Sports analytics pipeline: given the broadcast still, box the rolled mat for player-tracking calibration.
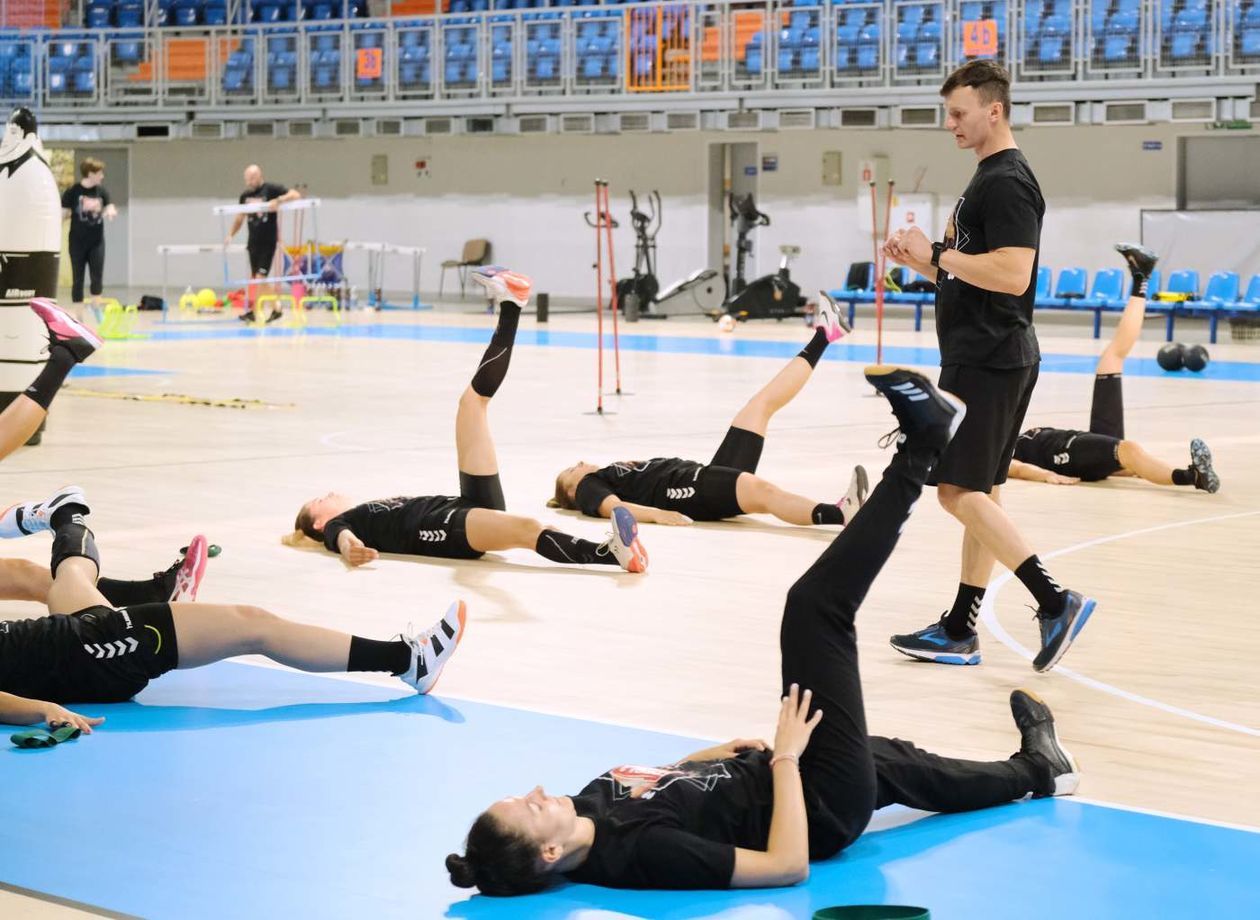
[813,907,930,920]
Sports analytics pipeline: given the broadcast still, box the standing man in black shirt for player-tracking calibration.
[447,367,1080,896]
[60,157,117,311]
[224,164,300,323]
[882,61,1095,672]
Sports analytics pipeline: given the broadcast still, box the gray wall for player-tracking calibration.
[115,122,1184,298]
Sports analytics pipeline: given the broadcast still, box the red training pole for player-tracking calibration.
[879,179,895,365]
[594,180,605,414]
[601,181,623,395]
[869,182,883,365]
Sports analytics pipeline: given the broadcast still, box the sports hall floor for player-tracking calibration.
[2,302,1257,919]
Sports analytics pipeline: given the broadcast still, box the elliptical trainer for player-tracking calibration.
[719,193,807,322]
[615,190,725,319]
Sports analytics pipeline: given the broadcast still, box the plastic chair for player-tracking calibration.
[1203,271,1240,304]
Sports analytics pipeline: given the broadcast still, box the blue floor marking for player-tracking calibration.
[143,322,1260,382]
[68,365,164,378]
[1,661,1254,919]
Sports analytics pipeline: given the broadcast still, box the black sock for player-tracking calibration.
[97,575,168,606]
[535,530,618,566]
[51,514,100,577]
[50,502,90,531]
[470,303,522,398]
[1171,467,1195,486]
[811,503,845,525]
[1014,555,1064,612]
[942,583,986,639]
[1129,274,1148,298]
[797,328,829,369]
[24,345,76,411]
[347,636,412,675]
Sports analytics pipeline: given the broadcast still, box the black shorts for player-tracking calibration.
[248,238,277,276]
[1088,373,1124,439]
[688,465,746,521]
[1059,433,1124,481]
[929,363,1039,493]
[410,496,484,560]
[5,604,179,704]
[709,425,765,474]
[458,472,506,512]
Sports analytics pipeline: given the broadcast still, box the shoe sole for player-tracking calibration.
[890,641,981,666]
[30,298,103,350]
[1190,438,1219,493]
[1014,689,1081,796]
[815,290,852,340]
[170,535,209,602]
[418,599,467,695]
[472,269,532,306]
[1033,597,1096,672]
[851,464,870,505]
[611,506,649,573]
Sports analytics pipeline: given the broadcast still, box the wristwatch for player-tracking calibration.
[930,242,946,268]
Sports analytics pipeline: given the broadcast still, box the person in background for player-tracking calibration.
[61,157,117,314]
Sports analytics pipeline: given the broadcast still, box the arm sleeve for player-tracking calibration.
[575,474,615,517]
[633,827,736,890]
[983,175,1042,251]
[61,187,74,209]
[322,513,355,552]
[100,188,111,206]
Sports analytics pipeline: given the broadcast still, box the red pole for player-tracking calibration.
[869,182,883,365]
[602,181,623,395]
[879,179,895,365]
[594,180,605,414]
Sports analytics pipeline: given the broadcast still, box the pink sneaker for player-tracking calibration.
[471,266,533,308]
[168,535,209,602]
[29,298,102,363]
[815,291,852,344]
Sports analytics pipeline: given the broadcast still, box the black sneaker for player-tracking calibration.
[1114,242,1158,279]
[265,309,283,324]
[864,365,966,453]
[1032,589,1097,672]
[1190,438,1220,493]
[239,310,256,323]
[1009,689,1079,797]
[890,615,981,665]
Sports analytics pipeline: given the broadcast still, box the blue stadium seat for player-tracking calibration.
[800,45,820,72]
[1165,269,1199,298]
[1079,268,1125,307]
[1051,267,1088,303]
[203,1,228,24]
[746,45,763,75]
[1203,272,1240,304]
[1033,267,1052,301]
[1235,274,1260,307]
[86,4,112,27]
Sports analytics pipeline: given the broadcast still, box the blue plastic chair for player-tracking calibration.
[1034,266,1052,301]
[1166,269,1199,298]
[1080,268,1125,307]
[1052,267,1088,302]
[1203,271,1240,304]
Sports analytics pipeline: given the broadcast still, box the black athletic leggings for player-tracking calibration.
[781,445,1050,860]
[68,234,104,303]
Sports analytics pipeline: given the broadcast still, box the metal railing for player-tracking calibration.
[0,0,1255,113]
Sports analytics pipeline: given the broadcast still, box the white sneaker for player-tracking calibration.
[470,266,533,308]
[815,290,852,344]
[605,506,649,574]
[0,485,89,538]
[837,465,869,525]
[400,600,467,694]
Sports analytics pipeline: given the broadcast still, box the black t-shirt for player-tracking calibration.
[0,615,73,693]
[61,182,110,243]
[935,148,1044,369]
[1013,427,1078,469]
[239,182,289,247]
[565,751,774,890]
[322,495,458,555]
[575,459,705,517]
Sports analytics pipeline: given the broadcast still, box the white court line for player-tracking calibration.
[1065,796,1260,835]
[980,508,1260,739]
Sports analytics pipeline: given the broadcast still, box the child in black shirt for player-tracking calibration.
[292,267,649,574]
[448,367,1080,895]
[60,157,116,307]
[551,295,867,529]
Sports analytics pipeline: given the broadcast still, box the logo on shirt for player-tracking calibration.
[665,487,695,500]
[417,529,448,543]
[366,497,408,513]
[599,763,733,801]
[941,196,970,283]
[83,637,139,659]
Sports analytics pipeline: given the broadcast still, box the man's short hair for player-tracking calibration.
[940,60,1011,119]
[79,157,104,178]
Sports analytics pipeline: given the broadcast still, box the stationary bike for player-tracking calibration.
[717,193,807,322]
[615,190,725,319]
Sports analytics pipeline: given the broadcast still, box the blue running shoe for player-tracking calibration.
[890,616,981,666]
[1032,590,1096,672]
[606,505,649,573]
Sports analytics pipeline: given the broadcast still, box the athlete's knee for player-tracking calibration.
[937,485,964,515]
[739,474,775,511]
[228,604,280,640]
[513,516,544,541]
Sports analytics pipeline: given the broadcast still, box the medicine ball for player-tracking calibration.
[1156,342,1185,371]
[1183,343,1209,372]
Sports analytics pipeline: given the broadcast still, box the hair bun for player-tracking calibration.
[446,853,476,888]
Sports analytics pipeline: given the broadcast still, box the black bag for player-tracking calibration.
[138,295,164,311]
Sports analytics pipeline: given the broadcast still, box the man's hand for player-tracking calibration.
[268,198,281,212]
[337,531,379,567]
[41,703,104,734]
[886,226,933,265]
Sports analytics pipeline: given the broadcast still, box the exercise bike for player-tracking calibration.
[615,190,725,319]
[717,193,807,322]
